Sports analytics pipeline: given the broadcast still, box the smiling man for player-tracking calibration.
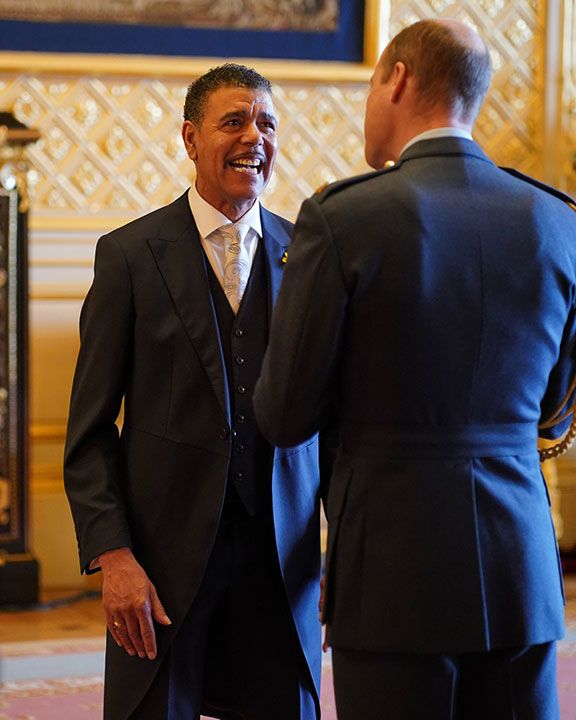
[64,64,322,720]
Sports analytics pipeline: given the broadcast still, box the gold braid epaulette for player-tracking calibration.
[539,198,576,462]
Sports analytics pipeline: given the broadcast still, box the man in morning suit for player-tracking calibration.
[254,20,576,720]
[64,64,322,720]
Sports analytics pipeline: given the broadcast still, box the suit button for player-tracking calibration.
[234,328,244,337]
[219,428,229,440]
[236,444,245,454]
[235,472,244,481]
[237,385,246,394]
[235,356,245,365]
[236,413,246,424]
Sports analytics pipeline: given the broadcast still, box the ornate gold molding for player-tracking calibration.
[29,285,87,300]
[30,423,67,441]
[0,0,387,83]
[30,462,63,494]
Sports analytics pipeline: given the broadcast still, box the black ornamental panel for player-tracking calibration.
[0,113,39,605]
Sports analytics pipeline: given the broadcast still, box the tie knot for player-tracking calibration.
[218,222,250,245]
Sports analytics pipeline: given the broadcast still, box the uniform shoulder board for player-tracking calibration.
[314,161,399,202]
[499,166,576,211]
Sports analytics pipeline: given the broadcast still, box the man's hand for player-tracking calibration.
[98,547,172,660]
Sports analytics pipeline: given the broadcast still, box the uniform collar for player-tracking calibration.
[400,127,473,157]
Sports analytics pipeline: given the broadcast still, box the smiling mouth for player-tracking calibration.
[229,158,263,175]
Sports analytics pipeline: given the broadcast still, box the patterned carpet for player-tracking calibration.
[1,637,575,719]
[0,637,336,719]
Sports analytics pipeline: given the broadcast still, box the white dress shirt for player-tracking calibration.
[187,184,262,290]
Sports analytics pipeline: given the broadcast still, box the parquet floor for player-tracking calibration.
[1,575,576,645]
[0,587,105,644]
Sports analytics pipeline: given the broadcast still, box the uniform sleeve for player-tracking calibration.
[539,302,576,441]
[64,234,135,572]
[254,197,348,448]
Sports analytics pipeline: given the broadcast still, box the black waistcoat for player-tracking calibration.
[205,241,273,518]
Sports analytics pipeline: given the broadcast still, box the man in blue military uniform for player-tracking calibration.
[255,19,576,720]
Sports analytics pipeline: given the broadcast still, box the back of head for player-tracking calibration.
[183,63,272,125]
[380,19,492,124]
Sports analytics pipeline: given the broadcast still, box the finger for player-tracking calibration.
[150,586,172,626]
[105,611,133,653]
[125,612,146,659]
[114,618,138,657]
[322,627,330,653]
[107,620,124,648]
[135,600,158,660]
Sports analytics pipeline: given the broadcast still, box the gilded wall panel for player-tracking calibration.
[390,0,546,178]
[0,74,371,226]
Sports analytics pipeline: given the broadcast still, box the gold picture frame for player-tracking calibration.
[0,0,388,82]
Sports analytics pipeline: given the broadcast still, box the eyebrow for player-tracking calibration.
[219,110,278,124]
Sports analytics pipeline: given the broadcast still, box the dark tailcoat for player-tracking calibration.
[254,137,576,656]
[64,192,322,718]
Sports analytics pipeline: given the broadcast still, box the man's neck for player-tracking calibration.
[195,184,256,222]
[390,114,473,161]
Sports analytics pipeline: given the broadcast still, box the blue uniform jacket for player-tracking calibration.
[255,138,576,654]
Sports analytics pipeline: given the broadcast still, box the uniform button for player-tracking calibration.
[237,384,246,394]
[235,472,244,481]
[236,444,245,454]
[235,356,245,365]
[236,413,246,424]
[234,328,244,337]
[219,428,229,440]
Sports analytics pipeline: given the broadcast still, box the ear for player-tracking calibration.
[182,120,198,162]
[390,61,408,103]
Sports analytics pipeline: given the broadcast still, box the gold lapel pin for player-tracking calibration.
[281,251,288,264]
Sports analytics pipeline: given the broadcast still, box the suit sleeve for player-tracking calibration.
[64,234,134,572]
[254,197,348,448]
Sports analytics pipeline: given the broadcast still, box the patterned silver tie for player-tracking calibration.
[222,223,250,314]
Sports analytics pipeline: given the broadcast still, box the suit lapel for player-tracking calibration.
[147,193,230,422]
[261,207,290,323]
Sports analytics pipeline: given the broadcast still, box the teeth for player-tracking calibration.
[231,158,261,168]
[230,158,262,175]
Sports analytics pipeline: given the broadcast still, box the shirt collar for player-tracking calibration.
[400,127,473,157]
[187,183,262,240]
